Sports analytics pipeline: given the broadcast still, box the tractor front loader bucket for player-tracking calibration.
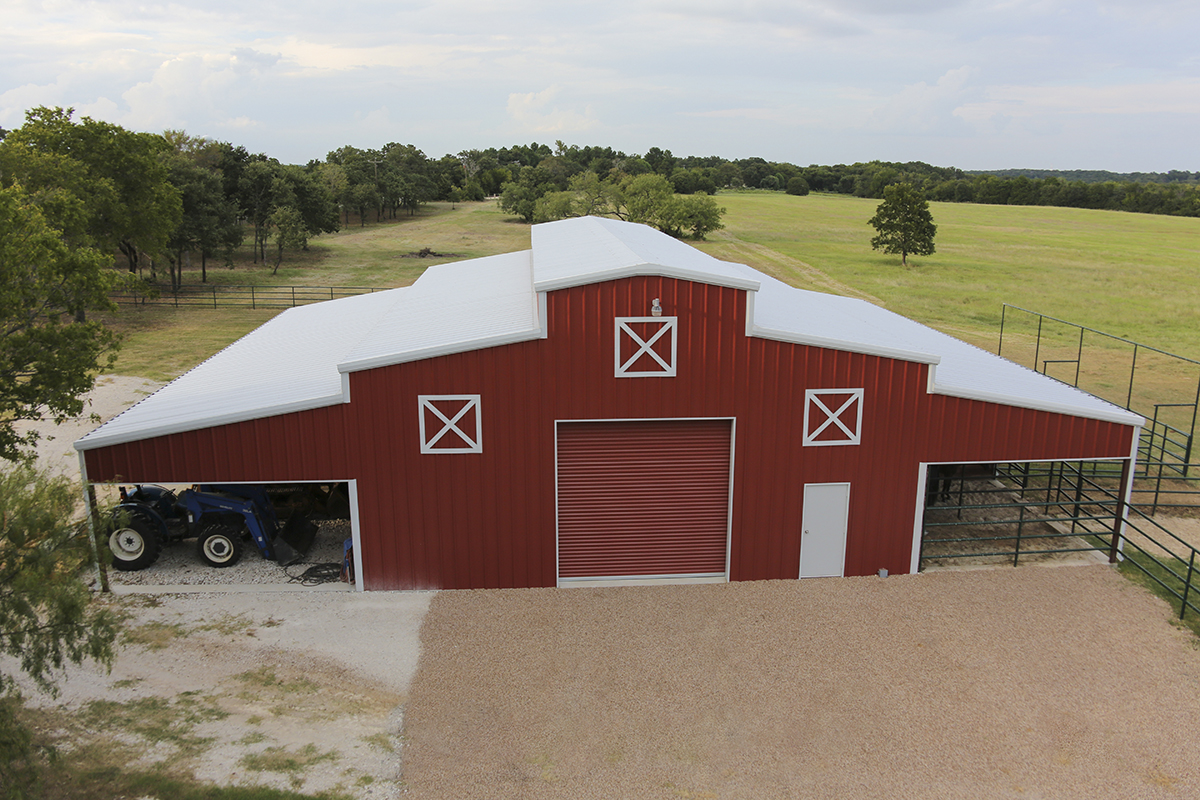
[278,513,319,564]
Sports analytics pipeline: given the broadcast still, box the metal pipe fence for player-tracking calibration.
[112,285,383,309]
[997,304,1200,476]
[921,460,1200,622]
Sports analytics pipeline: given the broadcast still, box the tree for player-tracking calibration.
[786,176,810,196]
[164,152,241,288]
[0,185,123,794]
[867,182,936,266]
[0,464,122,797]
[3,107,181,276]
[269,205,308,274]
[0,184,120,462]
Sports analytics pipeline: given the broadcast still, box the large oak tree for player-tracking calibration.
[868,182,937,266]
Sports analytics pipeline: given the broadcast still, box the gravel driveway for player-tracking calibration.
[401,565,1200,799]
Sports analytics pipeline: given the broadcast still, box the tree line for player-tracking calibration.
[3,108,1197,297]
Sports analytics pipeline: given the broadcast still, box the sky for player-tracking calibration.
[3,0,1198,171]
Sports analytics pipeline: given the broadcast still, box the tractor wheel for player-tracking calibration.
[196,523,245,568]
[108,516,161,571]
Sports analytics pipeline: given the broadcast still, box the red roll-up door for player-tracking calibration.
[557,419,733,580]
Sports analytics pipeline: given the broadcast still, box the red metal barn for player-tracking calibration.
[76,217,1142,590]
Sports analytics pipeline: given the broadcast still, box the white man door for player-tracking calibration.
[799,482,850,578]
[556,419,733,584]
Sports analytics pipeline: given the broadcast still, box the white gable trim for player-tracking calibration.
[338,329,544,374]
[534,263,760,294]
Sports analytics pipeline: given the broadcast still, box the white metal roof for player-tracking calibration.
[532,215,761,293]
[75,215,1140,452]
[744,271,1141,426]
[339,250,540,373]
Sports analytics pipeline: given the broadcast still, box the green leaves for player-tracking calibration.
[0,463,121,797]
[868,182,937,266]
[524,171,726,239]
[0,185,119,462]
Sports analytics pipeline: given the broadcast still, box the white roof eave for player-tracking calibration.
[932,383,1144,428]
[74,391,347,451]
[748,323,942,366]
[338,328,545,374]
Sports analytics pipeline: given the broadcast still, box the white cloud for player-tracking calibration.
[1,0,1198,169]
[867,66,977,133]
[955,79,1200,121]
[506,86,597,134]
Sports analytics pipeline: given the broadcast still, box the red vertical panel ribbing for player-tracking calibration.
[557,419,732,578]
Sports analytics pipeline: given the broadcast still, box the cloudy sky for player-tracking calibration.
[3,0,1197,171]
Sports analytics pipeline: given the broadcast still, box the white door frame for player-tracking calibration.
[799,482,850,579]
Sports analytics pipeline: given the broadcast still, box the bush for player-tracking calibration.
[786,177,810,196]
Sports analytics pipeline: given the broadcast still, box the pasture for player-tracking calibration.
[106,192,1200,400]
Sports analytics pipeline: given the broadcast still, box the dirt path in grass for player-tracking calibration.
[401,566,1200,799]
[704,234,885,304]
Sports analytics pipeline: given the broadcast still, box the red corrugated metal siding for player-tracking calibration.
[82,275,1138,590]
[557,419,732,579]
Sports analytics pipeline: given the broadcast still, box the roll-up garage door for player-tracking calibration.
[557,419,733,581]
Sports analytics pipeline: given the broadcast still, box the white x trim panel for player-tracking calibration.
[419,395,482,454]
[615,317,678,377]
[803,389,864,447]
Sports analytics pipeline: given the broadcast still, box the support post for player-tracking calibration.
[1181,550,1195,622]
[1110,458,1133,564]
[78,453,110,593]
[1014,505,1025,567]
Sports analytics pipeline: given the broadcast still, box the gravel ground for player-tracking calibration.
[401,565,1200,799]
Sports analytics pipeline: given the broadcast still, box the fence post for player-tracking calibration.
[251,286,256,310]
[1070,462,1084,533]
[998,304,1007,357]
[1033,316,1044,373]
[1126,344,1138,410]
[212,286,217,309]
[1014,505,1025,567]
[292,286,296,307]
[1182,550,1196,621]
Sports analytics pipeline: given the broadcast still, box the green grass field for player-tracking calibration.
[107,192,1200,406]
[697,191,1200,353]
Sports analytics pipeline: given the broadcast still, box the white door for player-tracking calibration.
[799,483,850,578]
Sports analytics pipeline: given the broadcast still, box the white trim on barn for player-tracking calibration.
[803,389,864,447]
[614,317,678,377]
[418,395,483,454]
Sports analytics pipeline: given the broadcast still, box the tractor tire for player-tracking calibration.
[108,516,161,571]
[196,523,245,568]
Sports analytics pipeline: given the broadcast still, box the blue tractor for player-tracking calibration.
[108,484,323,571]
